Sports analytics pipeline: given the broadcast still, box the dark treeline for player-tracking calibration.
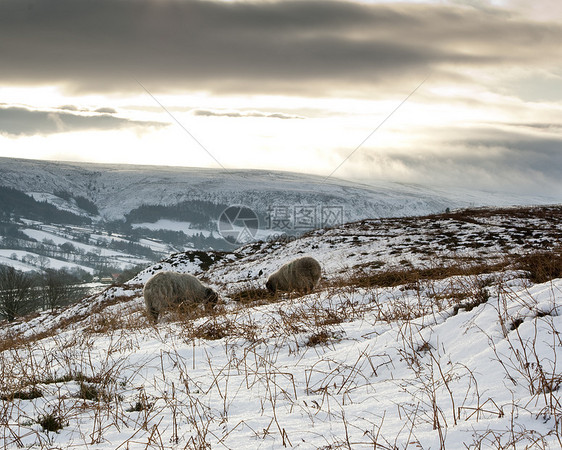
[125,200,228,228]
[0,221,29,240]
[104,219,233,251]
[108,239,156,259]
[137,228,232,251]
[54,190,99,215]
[0,186,90,225]
[74,196,99,215]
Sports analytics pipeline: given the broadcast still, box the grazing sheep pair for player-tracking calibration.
[144,256,321,322]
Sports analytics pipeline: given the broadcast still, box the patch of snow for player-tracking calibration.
[132,220,209,236]
[0,249,95,273]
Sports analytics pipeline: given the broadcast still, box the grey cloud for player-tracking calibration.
[0,106,166,136]
[343,126,562,196]
[192,109,304,120]
[95,107,118,114]
[507,123,562,130]
[59,105,119,114]
[453,134,562,181]
[1,0,560,95]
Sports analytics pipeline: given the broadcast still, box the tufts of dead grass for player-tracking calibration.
[516,250,562,284]
[330,261,509,290]
[228,286,278,305]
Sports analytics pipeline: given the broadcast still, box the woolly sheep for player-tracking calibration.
[143,271,218,322]
[266,256,321,293]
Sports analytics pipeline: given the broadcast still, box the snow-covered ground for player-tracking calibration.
[0,249,95,274]
[1,224,156,273]
[22,228,131,259]
[1,205,562,448]
[132,220,209,236]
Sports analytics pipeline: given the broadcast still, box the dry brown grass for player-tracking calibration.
[0,385,43,402]
[227,286,278,305]
[516,250,562,283]
[431,204,562,223]
[305,330,339,347]
[330,261,509,290]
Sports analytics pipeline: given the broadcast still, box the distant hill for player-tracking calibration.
[1,157,556,225]
[0,157,470,224]
[0,156,557,277]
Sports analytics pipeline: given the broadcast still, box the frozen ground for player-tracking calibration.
[1,205,562,448]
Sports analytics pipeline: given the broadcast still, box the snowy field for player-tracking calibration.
[132,220,211,236]
[0,249,95,274]
[1,205,562,448]
[1,225,155,273]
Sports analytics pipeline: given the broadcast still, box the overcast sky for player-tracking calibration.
[1,0,562,198]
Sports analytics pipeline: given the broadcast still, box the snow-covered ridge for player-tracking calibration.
[0,157,555,224]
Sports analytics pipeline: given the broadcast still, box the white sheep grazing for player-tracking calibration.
[143,271,218,322]
[266,256,322,293]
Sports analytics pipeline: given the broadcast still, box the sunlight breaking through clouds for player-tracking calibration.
[0,0,561,198]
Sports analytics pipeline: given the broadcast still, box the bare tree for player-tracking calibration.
[41,269,82,310]
[37,255,50,271]
[0,266,34,321]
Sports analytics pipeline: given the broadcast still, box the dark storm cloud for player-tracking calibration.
[0,106,166,136]
[1,0,560,95]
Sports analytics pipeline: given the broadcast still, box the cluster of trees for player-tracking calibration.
[106,238,156,259]
[134,227,232,251]
[0,186,91,225]
[3,236,101,268]
[2,223,159,265]
[103,219,232,251]
[0,221,29,240]
[2,237,137,281]
[0,266,89,322]
[125,200,228,229]
[54,190,99,215]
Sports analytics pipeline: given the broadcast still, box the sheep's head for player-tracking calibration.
[205,288,219,306]
[265,279,276,293]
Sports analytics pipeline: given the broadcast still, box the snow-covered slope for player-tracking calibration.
[131,204,562,289]
[0,157,555,224]
[1,205,562,448]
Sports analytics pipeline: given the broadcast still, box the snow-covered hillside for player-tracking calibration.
[1,205,562,448]
[0,157,556,224]
[3,157,560,275]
